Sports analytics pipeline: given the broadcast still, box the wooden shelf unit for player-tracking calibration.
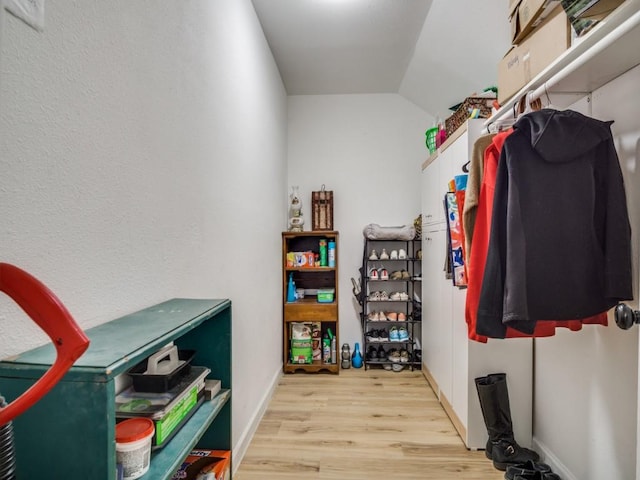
[282,231,339,374]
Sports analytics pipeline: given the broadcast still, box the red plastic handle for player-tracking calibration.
[0,263,89,425]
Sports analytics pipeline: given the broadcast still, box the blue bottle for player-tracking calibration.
[287,273,296,302]
[328,240,336,267]
[352,342,363,368]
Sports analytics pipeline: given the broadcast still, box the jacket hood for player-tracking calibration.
[513,109,613,163]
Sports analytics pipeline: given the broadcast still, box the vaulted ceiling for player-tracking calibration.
[252,0,510,118]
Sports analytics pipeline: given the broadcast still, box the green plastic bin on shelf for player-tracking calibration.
[317,288,335,303]
[425,127,438,154]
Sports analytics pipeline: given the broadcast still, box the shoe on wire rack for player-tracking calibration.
[397,326,410,342]
[378,268,389,281]
[390,270,403,280]
[379,249,390,260]
[378,329,389,342]
[366,345,378,361]
[369,250,379,260]
[389,326,400,342]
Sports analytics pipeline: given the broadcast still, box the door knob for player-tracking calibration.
[614,303,640,330]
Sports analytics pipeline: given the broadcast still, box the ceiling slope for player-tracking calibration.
[252,0,433,95]
[401,0,510,117]
[252,0,510,118]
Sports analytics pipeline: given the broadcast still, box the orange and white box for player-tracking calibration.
[171,449,231,480]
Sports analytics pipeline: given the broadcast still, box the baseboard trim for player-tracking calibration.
[532,438,578,480]
[422,362,440,398]
[232,365,282,474]
[422,363,473,449]
[440,391,468,446]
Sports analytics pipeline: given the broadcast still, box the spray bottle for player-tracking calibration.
[322,333,331,363]
[328,327,336,364]
[287,273,296,302]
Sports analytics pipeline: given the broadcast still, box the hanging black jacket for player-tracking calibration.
[476,109,633,338]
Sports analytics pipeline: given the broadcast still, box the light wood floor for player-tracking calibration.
[234,368,505,479]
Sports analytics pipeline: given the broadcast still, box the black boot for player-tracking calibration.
[475,373,540,471]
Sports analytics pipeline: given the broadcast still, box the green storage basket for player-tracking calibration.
[425,127,438,154]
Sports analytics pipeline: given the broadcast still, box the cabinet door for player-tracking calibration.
[421,226,452,398]
[438,130,469,194]
[451,285,470,437]
[421,157,443,226]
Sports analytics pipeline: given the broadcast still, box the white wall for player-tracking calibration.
[287,94,430,349]
[0,0,286,461]
[532,64,640,480]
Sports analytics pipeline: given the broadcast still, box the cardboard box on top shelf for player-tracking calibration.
[498,5,571,104]
[510,0,561,44]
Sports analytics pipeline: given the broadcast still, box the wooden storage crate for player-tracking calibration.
[312,187,333,231]
[445,97,494,137]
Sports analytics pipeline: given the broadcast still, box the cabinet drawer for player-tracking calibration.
[284,302,338,321]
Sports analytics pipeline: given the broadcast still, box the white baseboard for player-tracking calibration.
[532,437,577,480]
[232,365,282,474]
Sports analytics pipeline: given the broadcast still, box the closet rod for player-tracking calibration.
[486,3,640,125]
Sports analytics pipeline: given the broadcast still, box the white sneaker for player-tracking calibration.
[369,268,379,280]
[369,250,379,260]
[379,268,389,281]
[390,250,398,260]
[379,249,390,260]
[398,249,407,260]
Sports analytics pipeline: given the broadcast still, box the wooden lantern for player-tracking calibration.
[311,186,333,231]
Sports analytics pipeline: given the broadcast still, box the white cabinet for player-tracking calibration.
[421,155,442,226]
[421,226,450,396]
[421,120,533,450]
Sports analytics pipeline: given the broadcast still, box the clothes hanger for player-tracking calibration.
[486,116,516,134]
[485,101,519,134]
[516,90,543,119]
[485,82,554,135]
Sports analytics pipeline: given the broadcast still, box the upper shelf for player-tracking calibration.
[0,298,230,379]
[489,0,640,121]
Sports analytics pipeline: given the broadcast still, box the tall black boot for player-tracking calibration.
[475,373,539,471]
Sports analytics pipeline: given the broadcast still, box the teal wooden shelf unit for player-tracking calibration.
[0,298,232,479]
